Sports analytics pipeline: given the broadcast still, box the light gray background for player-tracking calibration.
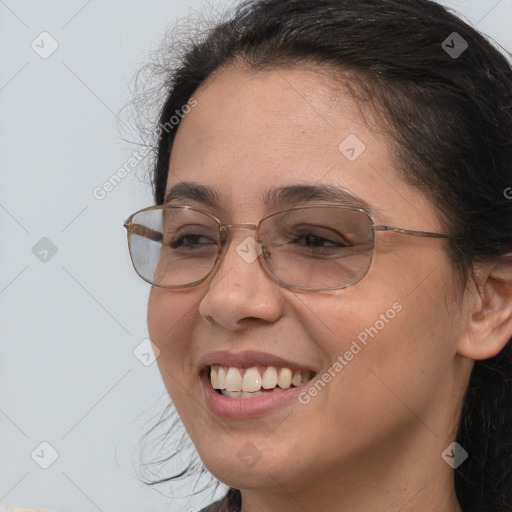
[1,1,510,511]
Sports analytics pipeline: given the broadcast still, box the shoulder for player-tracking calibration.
[199,488,241,512]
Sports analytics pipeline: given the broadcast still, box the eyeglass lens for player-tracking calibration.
[128,206,375,290]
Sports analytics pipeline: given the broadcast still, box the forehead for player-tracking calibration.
[171,64,368,171]
[166,65,440,230]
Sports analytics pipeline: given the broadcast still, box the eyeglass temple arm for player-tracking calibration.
[125,222,163,242]
[374,225,459,239]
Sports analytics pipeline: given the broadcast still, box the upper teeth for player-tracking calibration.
[210,365,310,392]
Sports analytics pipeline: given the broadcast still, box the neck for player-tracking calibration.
[238,428,463,512]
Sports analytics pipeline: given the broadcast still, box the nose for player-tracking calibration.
[198,228,284,331]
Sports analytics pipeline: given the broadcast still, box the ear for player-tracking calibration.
[458,255,512,360]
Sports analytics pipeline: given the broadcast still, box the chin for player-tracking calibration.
[211,461,292,490]
[197,438,304,491]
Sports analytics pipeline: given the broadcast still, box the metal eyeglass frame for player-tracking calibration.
[123,203,459,292]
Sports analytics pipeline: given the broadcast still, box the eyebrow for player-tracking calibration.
[163,181,377,215]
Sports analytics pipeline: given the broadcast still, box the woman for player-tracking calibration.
[124,0,512,510]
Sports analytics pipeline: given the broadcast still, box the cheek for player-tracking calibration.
[147,287,202,391]
[293,258,461,422]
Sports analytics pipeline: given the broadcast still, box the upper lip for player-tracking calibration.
[198,350,319,374]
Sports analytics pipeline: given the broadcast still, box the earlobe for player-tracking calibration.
[457,255,512,360]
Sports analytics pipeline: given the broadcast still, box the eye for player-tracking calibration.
[162,223,219,250]
[284,224,352,249]
[169,234,217,249]
[289,233,348,248]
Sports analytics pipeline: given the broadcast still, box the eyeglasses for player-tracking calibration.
[123,204,456,292]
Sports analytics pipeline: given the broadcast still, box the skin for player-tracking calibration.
[147,64,512,512]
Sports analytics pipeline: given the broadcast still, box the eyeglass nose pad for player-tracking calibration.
[219,228,229,245]
[260,243,271,259]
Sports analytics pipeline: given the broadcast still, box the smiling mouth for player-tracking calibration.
[207,364,316,398]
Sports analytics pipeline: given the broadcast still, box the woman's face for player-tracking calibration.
[147,65,471,497]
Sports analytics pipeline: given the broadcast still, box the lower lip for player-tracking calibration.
[200,371,311,419]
